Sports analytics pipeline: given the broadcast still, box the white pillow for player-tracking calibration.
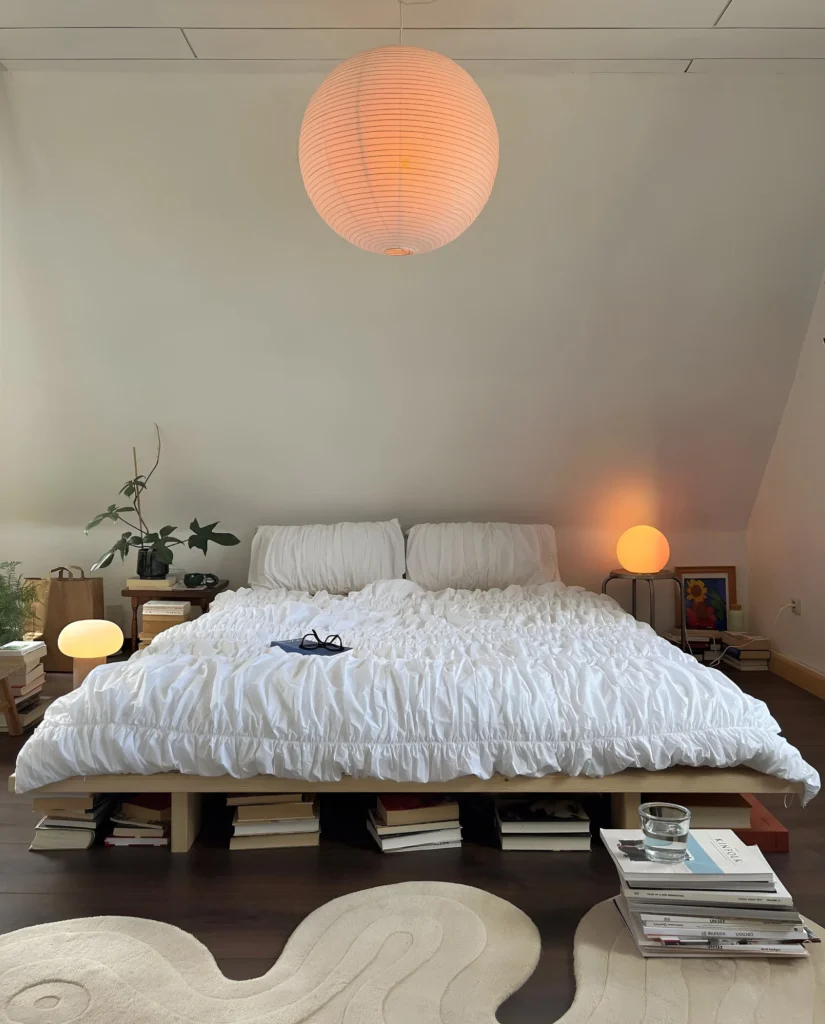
[406,522,560,591]
[249,520,405,594]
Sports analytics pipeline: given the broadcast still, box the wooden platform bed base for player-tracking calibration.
[9,768,801,854]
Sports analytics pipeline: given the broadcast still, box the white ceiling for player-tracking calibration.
[0,0,824,72]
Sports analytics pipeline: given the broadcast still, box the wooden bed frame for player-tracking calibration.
[9,768,802,854]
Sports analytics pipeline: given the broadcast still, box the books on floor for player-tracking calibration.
[139,602,191,648]
[495,798,591,851]
[602,828,814,958]
[368,795,461,853]
[646,793,751,830]
[375,795,459,827]
[1,697,51,732]
[29,795,114,851]
[105,794,171,847]
[30,820,97,851]
[230,793,320,850]
[722,654,770,672]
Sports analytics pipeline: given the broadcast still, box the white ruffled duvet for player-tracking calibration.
[15,581,819,801]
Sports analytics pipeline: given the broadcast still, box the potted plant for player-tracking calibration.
[0,562,38,646]
[85,426,240,578]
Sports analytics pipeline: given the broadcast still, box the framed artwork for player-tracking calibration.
[674,566,737,632]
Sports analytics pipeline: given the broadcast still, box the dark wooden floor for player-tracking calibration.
[1,669,823,1022]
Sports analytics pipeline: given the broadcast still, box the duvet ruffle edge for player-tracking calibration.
[15,720,819,804]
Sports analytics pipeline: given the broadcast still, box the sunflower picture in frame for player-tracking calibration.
[674,566,737,632]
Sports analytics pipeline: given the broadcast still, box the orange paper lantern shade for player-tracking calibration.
[616,526,671,574]
[299,46,499,255]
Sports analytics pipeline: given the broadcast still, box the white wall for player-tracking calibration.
[748,272,825,673]
[2,69,825,624]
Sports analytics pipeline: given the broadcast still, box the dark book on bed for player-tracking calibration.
[270,639,352,656]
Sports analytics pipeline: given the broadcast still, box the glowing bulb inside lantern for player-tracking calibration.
[616,526,670,574]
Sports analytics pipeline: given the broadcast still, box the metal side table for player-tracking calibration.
[601,569,687,651]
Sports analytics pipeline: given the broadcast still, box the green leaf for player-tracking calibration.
[188,519,241,554]
[84,504,135,534]
[150,539,175,564]
[91,532,133,572]
[91,550,115,571]
[159,525,177,538]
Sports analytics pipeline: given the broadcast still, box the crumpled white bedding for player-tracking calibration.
[15,581,820,801]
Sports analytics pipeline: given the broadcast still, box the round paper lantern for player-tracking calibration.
[299,46,499,255]
[616,526,670,574]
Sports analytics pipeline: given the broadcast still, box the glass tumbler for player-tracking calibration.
[638,801,691,862]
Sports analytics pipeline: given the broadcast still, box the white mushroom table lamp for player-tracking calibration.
[58,619,124,689]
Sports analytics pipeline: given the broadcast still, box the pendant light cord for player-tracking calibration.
[398,0,439,46]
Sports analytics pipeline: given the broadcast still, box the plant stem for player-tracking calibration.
[116,515,143,533]
[132,446,147,541]
[143,423,162,486]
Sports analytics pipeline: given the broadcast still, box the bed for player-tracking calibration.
[12,521,819,852]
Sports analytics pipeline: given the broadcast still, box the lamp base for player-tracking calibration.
[72,656,106,690]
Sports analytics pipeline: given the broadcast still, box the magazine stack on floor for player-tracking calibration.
[104,795,171,847]
[602,828,816,958]
[29,794,113,851]
[229,794,319,850]
[367,796,461,853]
[495,798,591,851]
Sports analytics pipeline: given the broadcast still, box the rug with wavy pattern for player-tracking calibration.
[0,882,822,1023]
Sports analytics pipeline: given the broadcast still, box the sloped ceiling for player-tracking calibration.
[2,66,825,561]
[1,0,825,72]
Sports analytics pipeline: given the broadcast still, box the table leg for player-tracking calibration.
[648,579,656,632]
[131,598,139,651]
[631,578,637,618]
[0,677,22,737]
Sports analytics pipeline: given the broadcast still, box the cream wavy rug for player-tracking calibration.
[0,882,822,1023]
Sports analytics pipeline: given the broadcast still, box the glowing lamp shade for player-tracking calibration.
[58,619,123,689]
[616,526,670,574]
[58,620,123,659]
[299,46,499,255]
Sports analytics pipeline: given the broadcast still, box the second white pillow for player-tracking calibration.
[406,522,560,591]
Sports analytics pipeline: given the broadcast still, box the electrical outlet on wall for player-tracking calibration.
[791,599,802,616]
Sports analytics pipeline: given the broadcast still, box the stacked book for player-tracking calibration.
[495,798,591,851]
[139,600,191,649]
[645,793,789,852]
[0,640,49,732]
[602,828,815,958]
[30,793,113,851]
[367,796,461,853]
[720,631,771,672]
[126,575,179,590]
[663,630,718,662]
[105,795,171,848]
[229,793,319,850]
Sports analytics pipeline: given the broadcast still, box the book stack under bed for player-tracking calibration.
[602,828,817,958]
[229,794,320,850]
[29,794,171,850]
[139,600,191,649]
[104,795,171,847]
[0,640,50,732]
[495,798,591,851]
[367,796,461,853]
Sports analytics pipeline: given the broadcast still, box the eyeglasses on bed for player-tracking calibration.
[300,630,345,652]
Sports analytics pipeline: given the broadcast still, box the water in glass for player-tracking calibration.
[638,801,691,862]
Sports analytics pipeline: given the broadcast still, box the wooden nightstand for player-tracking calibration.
[121,580,229,650]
